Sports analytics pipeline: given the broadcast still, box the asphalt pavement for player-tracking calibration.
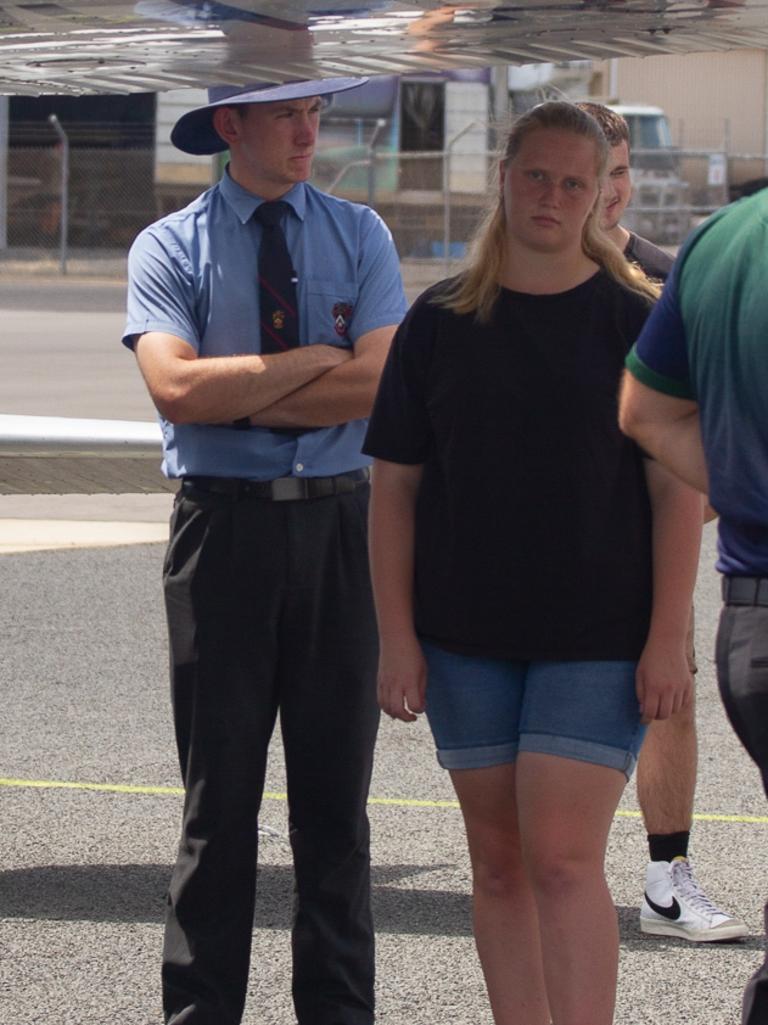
[0,271,766,1025]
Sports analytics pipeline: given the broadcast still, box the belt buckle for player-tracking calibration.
[271,477,304,501]
[335,474,357,495]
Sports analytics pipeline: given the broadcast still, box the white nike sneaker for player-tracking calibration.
[640,857,748,942]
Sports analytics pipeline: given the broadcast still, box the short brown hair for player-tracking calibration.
[576,102,629,150]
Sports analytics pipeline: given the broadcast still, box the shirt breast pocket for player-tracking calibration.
[305,278,358,347]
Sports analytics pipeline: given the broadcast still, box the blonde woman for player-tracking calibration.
[364,102,702,1025]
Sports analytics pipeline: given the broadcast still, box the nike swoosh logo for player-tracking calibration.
[645,893,682,920]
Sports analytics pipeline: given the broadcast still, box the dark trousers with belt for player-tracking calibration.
[717,577,768,1025]
[161,476,379,1025]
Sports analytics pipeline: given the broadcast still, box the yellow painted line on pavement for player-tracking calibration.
[0,776,767,824]
[0,776,457,807]
[0,777,184,796]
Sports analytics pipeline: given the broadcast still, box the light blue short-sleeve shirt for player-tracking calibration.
[124,171,407,480]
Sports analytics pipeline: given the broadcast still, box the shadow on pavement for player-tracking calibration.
[0,863,759,950]
[0,862,472,936]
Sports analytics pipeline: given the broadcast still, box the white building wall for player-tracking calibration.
[445,80,489,193]
[155,89,213,187]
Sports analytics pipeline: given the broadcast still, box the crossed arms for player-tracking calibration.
[133,325,396,428]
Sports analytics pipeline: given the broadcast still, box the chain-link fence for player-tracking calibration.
[600,147,768,244]
[313,147,492,265]
[2,142,156,274]
[319,144,768,261]
[2,128,768,277]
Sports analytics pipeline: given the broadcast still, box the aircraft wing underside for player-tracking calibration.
[2,0,768,96]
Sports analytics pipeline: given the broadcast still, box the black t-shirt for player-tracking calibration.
[364,270,654,661]
[624,232,674,283]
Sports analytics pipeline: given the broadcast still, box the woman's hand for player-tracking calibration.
[635,633,693,722]
[638,460,701,723]
[377,633,427,723]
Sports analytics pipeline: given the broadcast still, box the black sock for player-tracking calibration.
[648,831,690,862]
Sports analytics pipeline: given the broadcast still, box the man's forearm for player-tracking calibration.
[246,325,395,429]
[630,416,709,494]
[189,346,349,424]
[619,373,710,493]
[247,352,383,428]
[135,333,348,425]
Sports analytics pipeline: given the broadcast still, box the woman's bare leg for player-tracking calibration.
[516,752,626,1025]
[450,763,549,1025]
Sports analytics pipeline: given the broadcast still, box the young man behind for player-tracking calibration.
[578,101,747,943]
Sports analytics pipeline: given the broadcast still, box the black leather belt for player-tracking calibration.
[181,467,369,502]
[722,576,768,607]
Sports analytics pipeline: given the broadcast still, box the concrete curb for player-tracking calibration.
[0,518,169,554]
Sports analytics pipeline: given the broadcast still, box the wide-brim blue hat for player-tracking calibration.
[171,77,368,155]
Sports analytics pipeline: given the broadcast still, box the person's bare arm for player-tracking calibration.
[619,371,709,494]
[133,331,350,425]
[247,325,396,428]
[369,458,426,722]
[635,459,703,722]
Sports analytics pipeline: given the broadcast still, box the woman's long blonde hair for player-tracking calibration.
[435,101,660,322]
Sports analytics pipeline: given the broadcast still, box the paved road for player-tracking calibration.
[0,274,766,1025]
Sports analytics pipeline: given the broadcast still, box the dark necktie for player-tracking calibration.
[254,200,300,354]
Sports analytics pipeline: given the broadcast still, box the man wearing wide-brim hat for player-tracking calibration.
[123,78,407,1025]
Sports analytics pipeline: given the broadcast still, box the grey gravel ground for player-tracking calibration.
[0,269,766,1025]
[0,526,766,1025]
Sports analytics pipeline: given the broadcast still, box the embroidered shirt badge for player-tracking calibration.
[333,302,353,337]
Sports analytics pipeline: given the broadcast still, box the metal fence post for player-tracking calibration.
[0,97,8,252]
[48,114,69,275]
[443,120,481,273]
[367,118,387,208]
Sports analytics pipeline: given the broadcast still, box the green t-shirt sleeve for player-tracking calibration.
[624,260,695,400]
[625,345,695,399]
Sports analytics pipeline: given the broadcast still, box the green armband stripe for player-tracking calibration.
[624,348,694,400]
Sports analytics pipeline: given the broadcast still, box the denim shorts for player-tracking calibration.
[422,642,647,779]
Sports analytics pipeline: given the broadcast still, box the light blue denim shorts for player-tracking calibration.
[422,641,647,779]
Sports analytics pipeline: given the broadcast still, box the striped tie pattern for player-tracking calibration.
[254,200,299,354]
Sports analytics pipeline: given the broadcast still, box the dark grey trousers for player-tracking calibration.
[716,600,768,1025]
[161,482,379,1025]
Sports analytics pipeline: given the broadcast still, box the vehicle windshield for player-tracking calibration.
[625,114,673,149]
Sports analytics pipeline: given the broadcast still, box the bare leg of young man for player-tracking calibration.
[638,701,697,839]
[637,615,747,942]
